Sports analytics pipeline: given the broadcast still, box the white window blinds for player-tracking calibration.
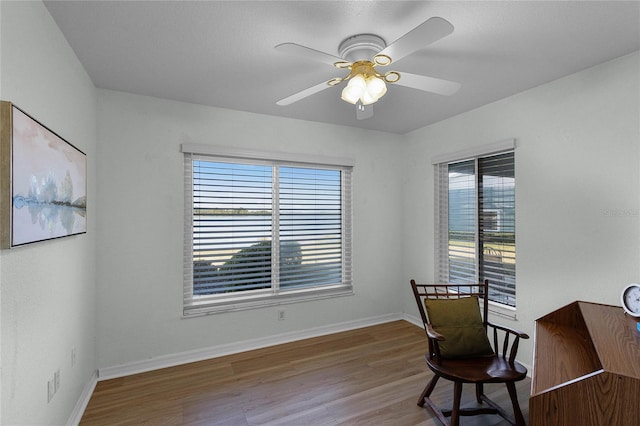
[434,143,516,307]
[183,146,353,316]
[278,166,347,289]
[478,152,516,306]
[192,160,273,295]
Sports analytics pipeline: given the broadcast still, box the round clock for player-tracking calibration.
[621,283,640,317]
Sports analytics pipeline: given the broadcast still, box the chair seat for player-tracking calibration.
[426,354,528,384]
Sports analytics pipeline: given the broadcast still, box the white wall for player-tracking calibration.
[401,51,640,364]
[0,2,97,425]
[96,89,404,370]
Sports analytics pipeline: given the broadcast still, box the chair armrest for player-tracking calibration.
[425,324,445,364]
[486,321,529,363]
[426,324,445,341]
[487,321,529,340]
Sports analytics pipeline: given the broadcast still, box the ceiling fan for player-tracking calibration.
[275,17,461,120]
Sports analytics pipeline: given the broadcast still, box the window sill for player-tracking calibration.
[183,285,354,317]
[487,300,517,320]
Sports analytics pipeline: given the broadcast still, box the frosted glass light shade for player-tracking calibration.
[341,85,362,104]
[366,76,387,98]
[341,75,366,104]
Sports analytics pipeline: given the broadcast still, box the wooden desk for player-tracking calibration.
[529,301,640,425]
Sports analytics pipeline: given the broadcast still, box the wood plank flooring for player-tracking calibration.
[80,320,530,425]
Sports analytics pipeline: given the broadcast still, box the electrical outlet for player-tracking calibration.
[278,310,285,321]
[47,379,55,403]
[71,347,77,367]
[54,369,60,392]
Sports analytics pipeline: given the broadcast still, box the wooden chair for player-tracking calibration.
[410,279,529,426]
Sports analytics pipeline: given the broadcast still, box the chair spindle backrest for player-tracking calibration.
[411,279,490,330]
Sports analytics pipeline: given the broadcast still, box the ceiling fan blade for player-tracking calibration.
[393,72,461,96]
[276,81,333,106]
[275,43,343,66]
[378,17,454,63]
[356,102,373,120]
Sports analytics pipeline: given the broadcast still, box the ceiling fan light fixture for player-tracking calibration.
[342,74,387,105]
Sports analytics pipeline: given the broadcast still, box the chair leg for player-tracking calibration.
[506,381,526,426]
[475,383,483,404]
[417,374,440,407]
[451,381,463,426]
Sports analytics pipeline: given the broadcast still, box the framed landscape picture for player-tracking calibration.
[0,101,87,248]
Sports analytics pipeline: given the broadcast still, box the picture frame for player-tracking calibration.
[0,101,87,248]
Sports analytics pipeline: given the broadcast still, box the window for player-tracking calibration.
[434,141,516,307]
[182,144,353,316]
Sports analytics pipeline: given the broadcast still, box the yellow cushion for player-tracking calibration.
[424,296,494,359]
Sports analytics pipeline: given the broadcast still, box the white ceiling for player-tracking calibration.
[44,1,640,134]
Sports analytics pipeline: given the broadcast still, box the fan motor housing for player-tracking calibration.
[338,34,386,63]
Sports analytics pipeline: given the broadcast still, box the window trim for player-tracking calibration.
[431,139,515,165]
[182,143,355,168]
[182,144,354,317]
[433,139,516,314]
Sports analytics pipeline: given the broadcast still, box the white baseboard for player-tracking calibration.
[402,312,423,328]
[66,370,98,426]
[98,313,403,380]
